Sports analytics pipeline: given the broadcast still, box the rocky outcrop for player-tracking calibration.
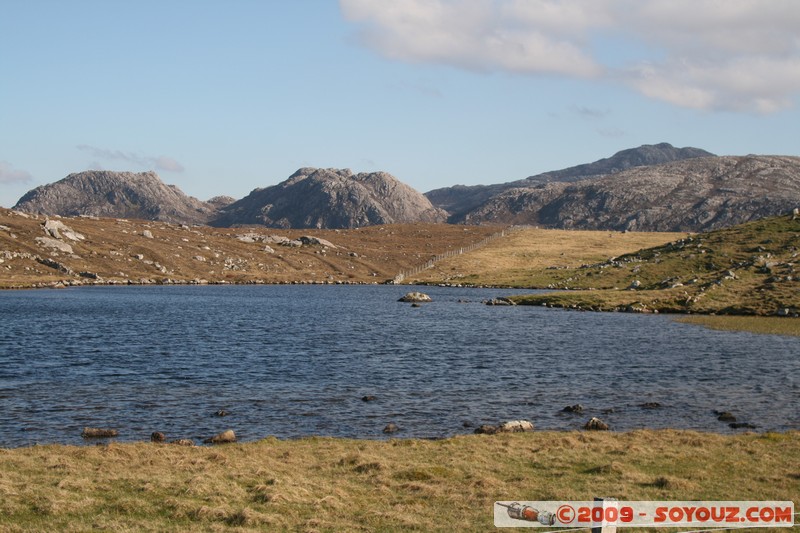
[398,291,432,302]
[459,155,800,232]
[427,143,714,221]
[212,168,447,229]
[474,420,535,434]
[14,171,218,224]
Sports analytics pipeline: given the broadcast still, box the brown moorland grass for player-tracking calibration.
[410,227,684,288]
[0,208,500,289]
[410,215,800,325]
[0,431,798,532]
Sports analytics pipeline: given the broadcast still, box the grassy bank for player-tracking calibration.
[1,431,798,532]
[413,215,800,319]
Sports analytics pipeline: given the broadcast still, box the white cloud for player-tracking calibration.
[340,0,800,113]
[0,161,33,184]
[76,145,185,173]
[341,0,602,77]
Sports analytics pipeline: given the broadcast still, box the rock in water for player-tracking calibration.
[398,291,432,303]
[204,429,236,444]
[475,420,535,434]
[382,423,399,434]
[583,417,610,431]
[498,420,534,432]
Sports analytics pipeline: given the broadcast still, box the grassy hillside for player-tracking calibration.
[0,208,498,289]
[411,214,800,318]
[1,431,797,531]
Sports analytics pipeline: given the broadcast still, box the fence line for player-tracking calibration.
[392,225,525,284]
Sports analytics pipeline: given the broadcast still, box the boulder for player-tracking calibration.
[729,422,757,429]
[204,429,236,444]
[562,404,584,414]
[382,422,399,434]
[398,291,432,303]
[150,431,166,442]
[43,219,85,241]
[716,412,736,422]
[169,439,195,446]
[35,236,73,254]
[299,236,336,248]
[475,420,534,434]
[485,297,516,306]
[361,395,377,402]
[142,230,154,239]
[584,417,610,431]
[498,420,534,433]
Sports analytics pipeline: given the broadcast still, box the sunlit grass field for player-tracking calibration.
[1,431,798,532]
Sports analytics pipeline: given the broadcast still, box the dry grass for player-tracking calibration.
[410,227,684,287]
[0,208,499,288]
[411,215,800,319]
[0,431,797,532]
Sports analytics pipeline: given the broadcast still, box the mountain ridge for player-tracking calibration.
[425,143,715,220]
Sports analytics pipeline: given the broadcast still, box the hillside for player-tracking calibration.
[212,168,446,229]
[0,208,496,289]
[462,155,800,231]
[426,143,714,221]
[13,171,218,225]
[411,212,800,317]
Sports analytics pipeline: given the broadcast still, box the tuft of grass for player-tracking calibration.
[0,431,798,531]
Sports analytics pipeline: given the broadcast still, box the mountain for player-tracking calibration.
[14,171,217,224]
[462,155,800,232]
[211,168,447,228]
[426,143,715,221]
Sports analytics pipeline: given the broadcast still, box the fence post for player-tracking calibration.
[592,497,618,533]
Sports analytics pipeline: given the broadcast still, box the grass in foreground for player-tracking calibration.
[0,431,798,532]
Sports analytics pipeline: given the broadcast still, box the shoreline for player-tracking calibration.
[5,425,795,451]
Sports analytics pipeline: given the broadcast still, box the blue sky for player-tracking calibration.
[2,0,799,208]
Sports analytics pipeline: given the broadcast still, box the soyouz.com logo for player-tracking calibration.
[494,501,795,528]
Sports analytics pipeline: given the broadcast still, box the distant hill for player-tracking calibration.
[463,155,800,232]
[426,143,715,221]
[211,168,447,229]
[14,170,217,225]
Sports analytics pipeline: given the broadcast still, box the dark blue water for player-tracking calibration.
[0,285,798,447]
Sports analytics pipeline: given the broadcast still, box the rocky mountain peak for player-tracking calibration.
[211,168,446,229]
[14,170,217,224]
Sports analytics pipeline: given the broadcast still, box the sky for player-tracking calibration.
[1,0,799,208]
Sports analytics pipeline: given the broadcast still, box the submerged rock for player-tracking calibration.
[716,411,737,422]
[382,422,400,434]
[562,404,584,414]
